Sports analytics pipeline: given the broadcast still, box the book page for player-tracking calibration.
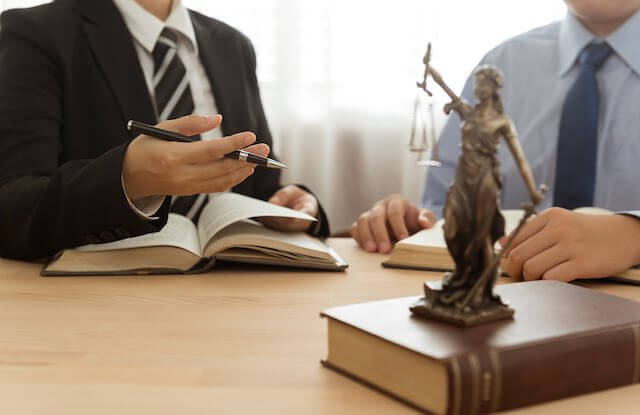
[502,209,526,235]
[397,209,526,251]
[573,206,614,215]
[203,219,333,260]
[197,192,317,249]
[76,213,201,256]
[397,219,446,250]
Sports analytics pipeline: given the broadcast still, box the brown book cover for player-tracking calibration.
[321,281,640,415]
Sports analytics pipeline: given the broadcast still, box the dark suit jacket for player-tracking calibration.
[0,0,328,260]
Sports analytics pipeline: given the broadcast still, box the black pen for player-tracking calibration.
[127,120,287,169]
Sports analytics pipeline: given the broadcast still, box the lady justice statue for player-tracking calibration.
[410,44,545,326]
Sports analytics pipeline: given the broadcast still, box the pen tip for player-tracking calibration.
[269,160,288,169]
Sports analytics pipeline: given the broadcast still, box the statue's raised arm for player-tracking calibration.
[416,43,471,120]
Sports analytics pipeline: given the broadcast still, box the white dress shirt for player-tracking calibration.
[112,0,222,218]
[424,10,640,220]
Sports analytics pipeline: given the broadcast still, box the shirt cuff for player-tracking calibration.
[120,174,165,221]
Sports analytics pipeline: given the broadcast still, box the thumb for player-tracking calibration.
[269,185,298,206]
[157,114,222,138]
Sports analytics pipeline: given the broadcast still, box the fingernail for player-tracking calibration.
[379,241,390,253]
[366,241,376,252]
[399,233,408,240]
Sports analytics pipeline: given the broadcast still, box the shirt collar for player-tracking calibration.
[112,0,198,55]
[558,12,595,77]
[558,9,640,77]
[606,9,640,76]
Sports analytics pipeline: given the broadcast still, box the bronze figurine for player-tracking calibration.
[410,44,545,327]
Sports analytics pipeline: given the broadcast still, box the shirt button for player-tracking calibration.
[115,228,130,238]
[99,231,116,242]
[85,234,101,244]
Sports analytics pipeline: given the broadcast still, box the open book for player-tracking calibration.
[382,208,640,284]
[43,193,347,275]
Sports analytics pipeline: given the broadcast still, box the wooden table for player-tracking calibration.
[1,238,639,414]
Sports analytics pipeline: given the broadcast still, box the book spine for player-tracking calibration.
[445,325,640,415]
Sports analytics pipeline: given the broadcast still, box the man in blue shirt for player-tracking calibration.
[351,0,640,282]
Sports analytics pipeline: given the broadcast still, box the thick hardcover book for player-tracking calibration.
[43,193,347,275]
[321,281,640,415]
[382,209,640,284]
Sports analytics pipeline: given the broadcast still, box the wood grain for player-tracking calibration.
[0,238,638,414]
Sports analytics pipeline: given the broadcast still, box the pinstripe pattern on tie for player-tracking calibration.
[153,28,207,222]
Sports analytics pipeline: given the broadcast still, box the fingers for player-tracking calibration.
[351,195,430,253]
[194,157,254,182]
[269,185,318,214]
[354,213,377,252]
[502,213,547,258]
[181,132,258,164]
[504,226,557,280]
[541,260,577,282]
[197,165,256,193]
[263,186,318,232]
[243,143,270,158]
[369,204,392,253]
[269,185,300,206]
[293,196,318,217]
[418,209,436,229]
[387,197,409,240]
[157,114,222,137]
[519,245,568,281]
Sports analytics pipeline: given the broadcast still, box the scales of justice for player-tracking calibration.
[408,43,546,327]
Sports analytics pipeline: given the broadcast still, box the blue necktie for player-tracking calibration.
[553,42,612,209]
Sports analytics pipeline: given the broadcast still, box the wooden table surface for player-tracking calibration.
[1,238,639,414]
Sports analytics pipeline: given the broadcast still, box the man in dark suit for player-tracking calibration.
[0,0,329,260]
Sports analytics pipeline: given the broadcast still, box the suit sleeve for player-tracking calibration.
[240,37,330,237]
[0,11,168,260]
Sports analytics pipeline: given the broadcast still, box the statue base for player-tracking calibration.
[410,280,514,327]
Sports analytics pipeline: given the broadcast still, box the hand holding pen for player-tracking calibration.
[121,115,275,200]
[127,119,286,169]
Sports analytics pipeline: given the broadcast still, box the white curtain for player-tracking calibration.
[184,0,566,232]
[1,0,566,232]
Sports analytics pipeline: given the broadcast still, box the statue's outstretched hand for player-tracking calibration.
[444,99,463,115]
[443,101,456,115]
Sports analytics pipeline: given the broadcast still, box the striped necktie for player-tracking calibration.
[153,28,207,221]
[553,42,612,209]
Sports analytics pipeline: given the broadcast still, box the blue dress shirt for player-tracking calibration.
[423,11,640,220]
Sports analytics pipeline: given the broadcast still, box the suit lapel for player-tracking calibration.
[191,13,246,135]
[74,0,156,127]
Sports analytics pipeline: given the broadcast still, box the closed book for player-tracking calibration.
[321,281,640,414]
[382,209,640,284]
